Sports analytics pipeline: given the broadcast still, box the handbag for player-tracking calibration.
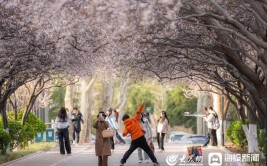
[102,129,114,138]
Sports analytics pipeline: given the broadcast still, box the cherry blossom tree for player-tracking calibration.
[128,0,267,153]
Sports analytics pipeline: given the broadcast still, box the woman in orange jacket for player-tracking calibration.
[120,103,160,166]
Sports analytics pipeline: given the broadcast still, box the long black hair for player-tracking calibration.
[158,111,169,123]
[58,107,67,121]
[140,112,145,123]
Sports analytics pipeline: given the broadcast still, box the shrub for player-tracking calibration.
[16,111,46,147]
[0,128,11,154]
[8,120,23,150]
[257,129,266,157]
[226,121,247,148]
[4,111,46,149]
[17,111,46,133]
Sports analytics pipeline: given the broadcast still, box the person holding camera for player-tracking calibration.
[93,111,111,166]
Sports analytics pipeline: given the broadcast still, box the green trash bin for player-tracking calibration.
[46,129,55,142]
[35,132,44,142]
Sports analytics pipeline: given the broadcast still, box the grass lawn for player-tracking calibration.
[0,142,56,165]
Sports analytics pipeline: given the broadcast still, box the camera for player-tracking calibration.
[98,112,106,118]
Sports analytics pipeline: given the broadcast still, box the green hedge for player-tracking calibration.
[257,129,266,157]
[8,120,23,150]
[0,128,11,154]
[226,121,247,148]
[227,120,266,156]
[0,111,46,153]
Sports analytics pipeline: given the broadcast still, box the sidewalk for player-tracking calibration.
[1,143,251,166]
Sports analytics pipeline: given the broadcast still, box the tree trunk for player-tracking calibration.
[9,96,18,120]
[101,80,115,111]
[22,95,38,125]
[80,77,95,143]
[0,101,8,130]
[212,88,223,146]
[115,76,129,130]
[64,84,74,141]
[242,124,259,153]
[222,97,230,146]
[64,84,74,110]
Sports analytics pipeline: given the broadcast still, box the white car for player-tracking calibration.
[180,135,206,145]
[168,132,190,144]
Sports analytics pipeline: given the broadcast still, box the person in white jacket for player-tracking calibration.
[157,111,169,151]
[203,107,218,146]
[105,108,119,150]
[138,113,153,163]
[54,107,72,155]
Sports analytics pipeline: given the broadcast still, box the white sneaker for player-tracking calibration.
[138,160,142,163]
[145,159,149,163]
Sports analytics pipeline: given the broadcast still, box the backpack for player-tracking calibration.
[212,112,220,129]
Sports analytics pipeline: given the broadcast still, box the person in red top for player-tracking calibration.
[120,103,160,166]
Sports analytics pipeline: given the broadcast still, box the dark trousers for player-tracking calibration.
[115,131,126,144]
[58,128,71,154]
[98,156,108,166]
[120,136,158,164]
[157,132,165,150]
[210,129,217,146]
[203,132,210,146]
[110,137,115,149]
[73,130,80,143]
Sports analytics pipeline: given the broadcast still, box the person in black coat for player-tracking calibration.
[72,107,84,145]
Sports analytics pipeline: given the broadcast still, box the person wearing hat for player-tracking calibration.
[120,103,160,166]
[93,111,111,166]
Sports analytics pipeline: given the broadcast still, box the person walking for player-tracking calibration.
[156,111,169,151]
[54,107,72,155]
[120,103,160,166]
[204,106,218,146]
[113,109,119,122]
[113,109,126,145]
[72,107,84,146]
[93,111,111,166]
[106,108,118,150]
[138,112,153,163]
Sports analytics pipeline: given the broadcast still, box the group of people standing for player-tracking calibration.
[93,103,169,166]
[54,103,170,166]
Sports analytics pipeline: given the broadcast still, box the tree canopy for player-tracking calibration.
[0,0,266,130]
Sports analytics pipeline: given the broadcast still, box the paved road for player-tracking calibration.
[2,143,252,166]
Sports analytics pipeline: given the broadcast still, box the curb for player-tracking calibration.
[1,151,44,166]
[1,144,57,166]
[220,146,233,154]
